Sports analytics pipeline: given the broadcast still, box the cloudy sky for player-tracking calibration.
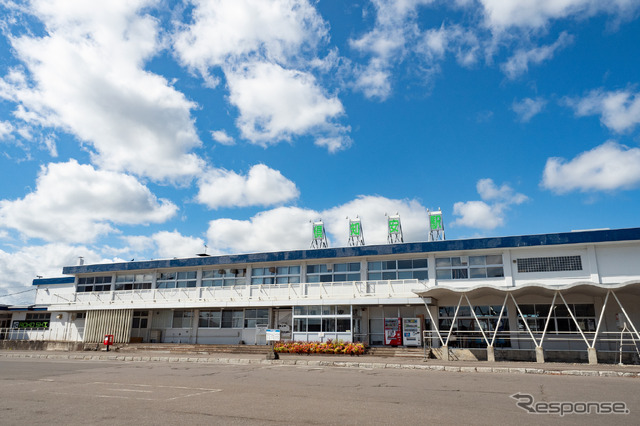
[1,0,640,303]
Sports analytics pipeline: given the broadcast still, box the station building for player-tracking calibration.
[5,226,640,364]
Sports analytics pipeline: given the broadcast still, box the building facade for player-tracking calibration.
[6,227,640,364]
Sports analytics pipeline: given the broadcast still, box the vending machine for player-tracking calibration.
[384,318,402,346]
[402,318,422,347]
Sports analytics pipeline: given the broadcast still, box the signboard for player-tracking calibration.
[350,221,361,236]
[313,224,324,239]
[430,213,442,230]
[266,329,281,341]
[388,218,400,234]
[12,320,50,329]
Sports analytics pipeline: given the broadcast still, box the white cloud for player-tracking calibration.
[418,24,480,67]
[150,231,205,259]
[478,0,640,29]
[512,97,547,122]
[196,164,299,209]
[350,0,435,99]
[173,0,327,78]
[452,200,503,230]
[0,120,14,139]
[566,88,640,133]
[0,0,204,181]
[501,32,573,79]
[0,243,103,304]
[205,195,430,254]
[172,0,349,151]
[452,179,528,230]
[211,130,235,146]
[0,160,177,243]
[542,141,640,193]
[226,62,348,148]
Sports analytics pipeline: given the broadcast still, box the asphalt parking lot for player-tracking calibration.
[0,356,637,425]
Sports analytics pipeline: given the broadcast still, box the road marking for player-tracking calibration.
[108,388,152,393]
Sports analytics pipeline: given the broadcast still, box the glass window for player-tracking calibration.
[436,255,504,280]
[367,259,428,281]
[199,310,221,328]
[307,263,362,282]
[172,310,192,328]
[77,276,112,292]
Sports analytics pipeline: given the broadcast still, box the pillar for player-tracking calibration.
[487,345,495,362]
[588,347,598,365]
[535,346,545,363]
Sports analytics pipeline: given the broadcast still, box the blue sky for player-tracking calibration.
[1,0,640,303]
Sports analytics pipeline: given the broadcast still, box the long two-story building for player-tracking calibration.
[7,227,640,364]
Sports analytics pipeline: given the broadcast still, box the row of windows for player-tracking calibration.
[516,303,596,332]
[435,255,504,280]
[367,259,429,281]
[75,254,536,292]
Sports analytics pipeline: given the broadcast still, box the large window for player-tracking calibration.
[293,305,351,333]
[172,310,193,328]
[517,303,596,333]
[251,266,300,285]
[198,309,268,328]
[114,274,153,291]
[199,310,221,328]
[202,268,246,287]
[438,305,509,348]
[221,310,244,328]
[156,271,197,289]
[367,259,428,281]
[435,255,503,280]
[307,262,361,283]
[77,276,112,292]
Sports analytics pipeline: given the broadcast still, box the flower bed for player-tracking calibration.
[273,340,367,356]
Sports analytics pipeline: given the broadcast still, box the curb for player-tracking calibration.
[2,352,640,378]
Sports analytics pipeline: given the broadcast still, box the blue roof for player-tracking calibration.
[62,227,640,275]
[32,277,75,286]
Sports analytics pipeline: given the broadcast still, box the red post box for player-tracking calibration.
[104,334,114,351]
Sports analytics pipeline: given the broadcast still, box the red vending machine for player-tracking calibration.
[384,318,402,346]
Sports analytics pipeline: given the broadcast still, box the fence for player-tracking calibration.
[0,327,85,343]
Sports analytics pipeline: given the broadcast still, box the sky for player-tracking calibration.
[1,0,640,304]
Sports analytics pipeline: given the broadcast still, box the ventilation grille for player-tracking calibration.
[516,256,582,273]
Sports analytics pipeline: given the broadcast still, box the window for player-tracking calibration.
[307,263,361,283]
[26,313,51,321]
[115,274,153,291]
[172,310,193,328]
[517,303,595,333]
[156,271,197,289]
[292,305,351,333]
[199,310,221,328]
[367,259,428,281]
[221,310,244,328]
[244,309,269,328]
[21,313,51,329]
[251,266,300,285]
[77,276,112,292]
[132,311,149,329]
[436,255,503,280]
[516,256,582,273]
[202,268,246,287]
[438,305,509,348]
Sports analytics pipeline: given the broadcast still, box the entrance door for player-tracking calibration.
[130,310,150,342]
[275,309,292,341]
